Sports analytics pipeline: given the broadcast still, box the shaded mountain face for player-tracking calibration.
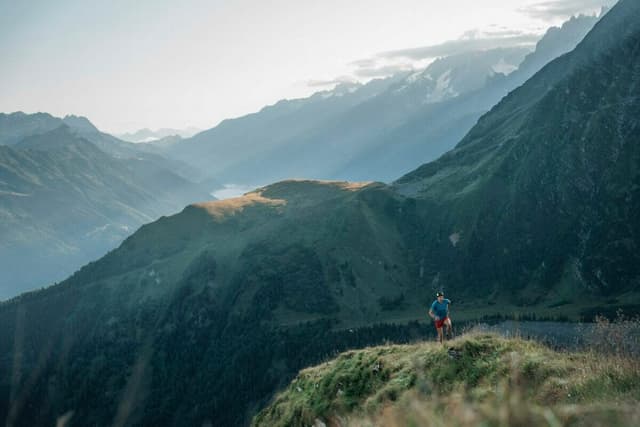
[0,126,211,298]
[515,13,606,78]
[0,2,638,426]
[394,0,640,300]
[165,14,597,186]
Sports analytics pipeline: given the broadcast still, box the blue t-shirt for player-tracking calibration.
[430,299,451,318]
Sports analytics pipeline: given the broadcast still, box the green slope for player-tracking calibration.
[253,334,640,427]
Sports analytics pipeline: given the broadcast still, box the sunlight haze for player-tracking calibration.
[0,0,615,133]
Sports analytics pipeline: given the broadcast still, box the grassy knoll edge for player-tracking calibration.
[252,333,640,427]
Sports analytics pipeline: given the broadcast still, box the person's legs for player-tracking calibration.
[445,318,453,339]
[436,326,443,343]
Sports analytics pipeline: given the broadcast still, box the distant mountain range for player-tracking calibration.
[161,13,600,186]
[0,116,212,298]
[0,112,98,145]
[0,1,638,426]
[116,127,202,143]
[0,111,201,179]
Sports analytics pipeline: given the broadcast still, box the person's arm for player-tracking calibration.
[429,302,439,320]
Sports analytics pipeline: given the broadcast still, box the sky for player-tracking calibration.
[0,0,616,134]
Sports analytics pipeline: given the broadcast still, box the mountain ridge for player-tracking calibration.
[0,125,212,298]
[162,13,598,185]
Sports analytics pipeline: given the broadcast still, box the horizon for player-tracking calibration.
[0,0,615,134]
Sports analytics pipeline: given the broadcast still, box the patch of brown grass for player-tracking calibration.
[582,310,640,358]
[194,191,286,220]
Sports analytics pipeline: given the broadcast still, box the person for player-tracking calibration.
[428,291,452,344]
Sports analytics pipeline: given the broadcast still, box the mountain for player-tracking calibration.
[393,0,640,301]
[515,12,610,78]
[0,112,73,145]
[0,112,105,146]
[0,125,212,298]
[384,47,529,104]
[143,134,183,148]
[165,76,406,185]
[233,47,536,185]
[0,180,424,427]
[166,48,529,186]
[0,112,205,183]
[0,1,638,426]
[116,127,202,143]
[165,13,599,186]
[338,12,602,181]
[61,114,100,133]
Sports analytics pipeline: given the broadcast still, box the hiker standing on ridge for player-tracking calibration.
[429,291,452,344]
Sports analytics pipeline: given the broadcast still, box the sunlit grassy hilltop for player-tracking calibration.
[253,332,640,427]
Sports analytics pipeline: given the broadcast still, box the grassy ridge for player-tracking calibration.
[253,333,640,427]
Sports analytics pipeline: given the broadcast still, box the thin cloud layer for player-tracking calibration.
[520,0,617,21]
[305,2,614,91]
[306,77,356,88]
[337,29,540,83]
[378,31,539,61]
[353,63,415,78]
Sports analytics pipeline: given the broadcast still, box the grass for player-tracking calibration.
[252,317,640,427]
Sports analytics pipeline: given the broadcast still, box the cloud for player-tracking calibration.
[377,32,540,61]
[346,58,416,79]
[306,76,355,88]
[306,26,543,89]
[305,1,617,91]
[306,65,414,89]
[349,58,378,69]
[353,63,415,79]
[519,0,617,21]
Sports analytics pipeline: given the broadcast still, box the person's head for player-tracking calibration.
[436,291,444,302]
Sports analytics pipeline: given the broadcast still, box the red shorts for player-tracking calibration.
[435,316,449,329]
